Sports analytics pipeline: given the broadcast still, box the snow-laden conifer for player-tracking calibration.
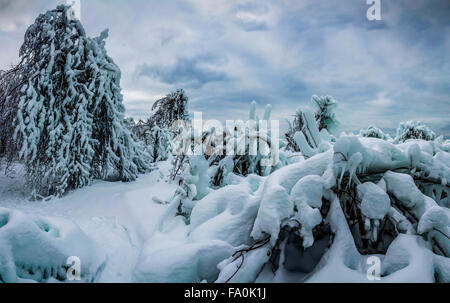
[5,5,149,197]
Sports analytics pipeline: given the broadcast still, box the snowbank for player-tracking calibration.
[0,208,106,282]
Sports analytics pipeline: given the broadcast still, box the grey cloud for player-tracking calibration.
[231,2,271,32]
[234,19,269,32]
[136,54,230,88]
[1,0,449,137]
[0,0,56,32]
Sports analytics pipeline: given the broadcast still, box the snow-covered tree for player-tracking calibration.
[5,5,149,197]
[123,117,136,133]
[148,125,172,162]
[0,67,23,168]
[86,30,150,182]
[395,120,436,143]
[148,89,190,129]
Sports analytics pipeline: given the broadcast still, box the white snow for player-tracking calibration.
[0,161,177,282]
[1,134,449,283]
[0,207,106,282]
[358,182,390,220]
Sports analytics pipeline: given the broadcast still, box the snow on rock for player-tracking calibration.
[0,208,106,282]
[357,182,390,220]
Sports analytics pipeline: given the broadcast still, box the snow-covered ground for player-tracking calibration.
[1,136,449,283]
[0,162,177,282]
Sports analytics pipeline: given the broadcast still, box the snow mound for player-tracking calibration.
[134,239,236,283]
[0,208,106,282]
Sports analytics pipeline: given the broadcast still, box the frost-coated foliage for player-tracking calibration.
[311,95,340,133]
[285,95,339,153]
[395,120,436,143]
[0,68,23,167]
[4,6,150,197]
[148,125,172,163]
[143,130,450,283]
[122,89,189,164]
[360,125,391,140]
[209,102,288,188]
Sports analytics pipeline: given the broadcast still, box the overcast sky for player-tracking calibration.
[0,0,449,135]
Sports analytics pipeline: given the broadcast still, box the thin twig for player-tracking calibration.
[225,237,270,283]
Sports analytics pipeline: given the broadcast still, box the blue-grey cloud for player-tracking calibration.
[136,54,229,88]
[0,0,449,136]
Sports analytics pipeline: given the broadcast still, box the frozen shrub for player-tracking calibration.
[360,125,391,140]
[395,120,436,143]
[285,95,339,153]
[311,95,340,133]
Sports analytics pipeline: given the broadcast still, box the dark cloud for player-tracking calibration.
[136,54,229,88]
[0,0,449,136]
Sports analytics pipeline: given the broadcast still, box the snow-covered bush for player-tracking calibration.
[285,95,338,153]
[209,101,286,187]
[0,208,106,282]
[167,155,211,220]
[395,120,436,143]
[360,125,391,140]
[2,5,150,197]
[136,134,450,283]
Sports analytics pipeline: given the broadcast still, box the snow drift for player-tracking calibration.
[0,208,106,282]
